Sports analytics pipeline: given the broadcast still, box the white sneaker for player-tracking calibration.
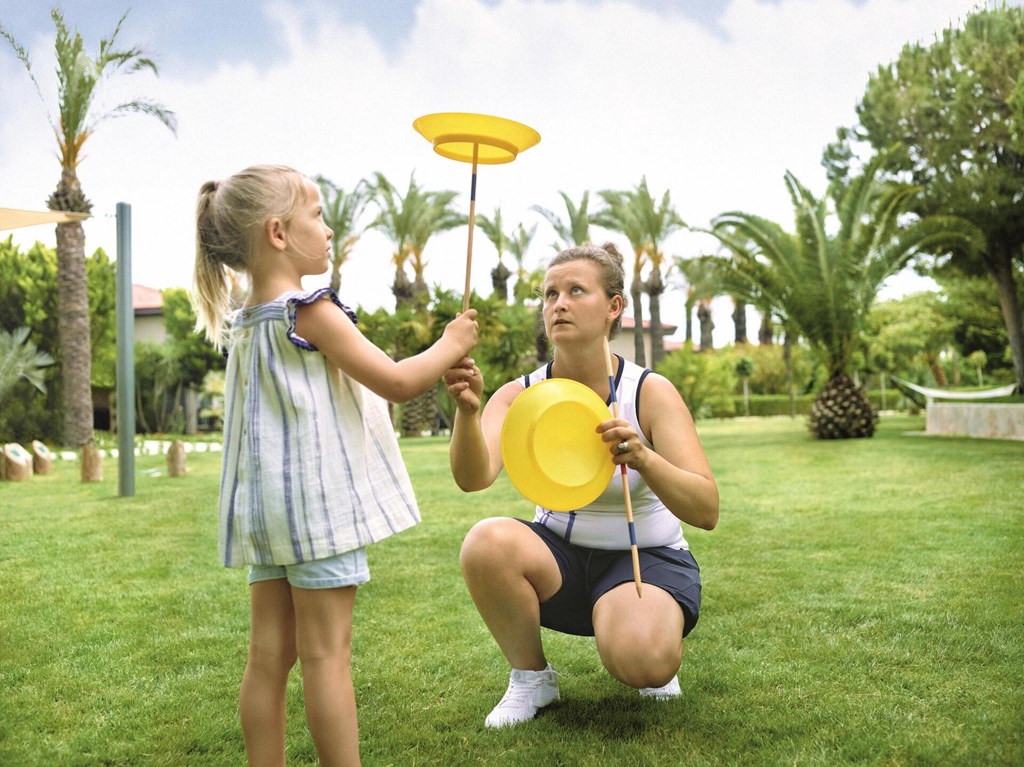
[484,665,560,728]
[639,675,680,699]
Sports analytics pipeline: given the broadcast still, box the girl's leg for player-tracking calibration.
[291,585,359,767]
[459,518,562,670]
[591,583,685,689]
[240,579,297,767]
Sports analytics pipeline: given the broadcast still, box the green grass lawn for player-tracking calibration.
[1,415,1022,766]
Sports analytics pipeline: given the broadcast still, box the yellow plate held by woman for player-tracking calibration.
[500,378,614,511]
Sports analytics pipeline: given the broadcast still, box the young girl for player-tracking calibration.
[193,164,478,766]
[444,242,717,728]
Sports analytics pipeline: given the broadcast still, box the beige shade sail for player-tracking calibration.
[0,208,90,231]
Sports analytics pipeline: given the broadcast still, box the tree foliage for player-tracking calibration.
[707,156,982,380]
[826,2,1024,389]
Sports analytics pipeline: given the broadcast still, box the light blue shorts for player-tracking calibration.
[248,548,370,589]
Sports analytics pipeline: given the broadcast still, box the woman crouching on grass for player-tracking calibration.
[443,241,718,728]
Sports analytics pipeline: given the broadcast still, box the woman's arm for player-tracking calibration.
[598,373,719,530]
[296,297,477,403]
[445,362,522,491]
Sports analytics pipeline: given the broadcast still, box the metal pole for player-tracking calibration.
[116,202,135,496]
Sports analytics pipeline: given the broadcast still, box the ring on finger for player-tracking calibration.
[616,441,629,455]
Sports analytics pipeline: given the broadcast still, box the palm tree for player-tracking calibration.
[707,156,983,438]
[314,176,372,293]
[1,10,176,457]
[593,189,650,365]
[672,256,718,346]
[508,222,539,304]
[368,173,463,310]
[632,178,686,367]
[476,207,512,301]
[530,192,592,362]
[366,173,463,436]
[531,191,592,251]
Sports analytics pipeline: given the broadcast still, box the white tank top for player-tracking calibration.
[521,356,688,550]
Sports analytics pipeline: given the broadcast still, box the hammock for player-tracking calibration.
[890,375,1017,404]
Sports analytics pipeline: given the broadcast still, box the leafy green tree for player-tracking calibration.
[865,293,959,386]
[826,3,1024,390]
[0,238,116,440]
[966,350,989,386]
[314,175,372,293]
[129,289,224,434]
[937,271,1018,377]
[1,9,176,449]
[707,156,983,438]
[655,344,736,420]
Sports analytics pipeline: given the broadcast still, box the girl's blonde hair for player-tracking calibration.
[548,241,629,338]
[192,164,309,346]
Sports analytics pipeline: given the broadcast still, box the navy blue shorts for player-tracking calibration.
[520,520,702,638]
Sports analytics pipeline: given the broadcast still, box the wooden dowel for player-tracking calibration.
[603,336,642,598]
[463,144,479,313]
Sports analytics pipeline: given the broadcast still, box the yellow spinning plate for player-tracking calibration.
[500,378,615,512]
[413,112,540,164]
[413,112,540,311]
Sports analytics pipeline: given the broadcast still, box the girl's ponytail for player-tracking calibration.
[193,181,232,347]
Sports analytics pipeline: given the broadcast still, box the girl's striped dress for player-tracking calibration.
[218,287,420,567]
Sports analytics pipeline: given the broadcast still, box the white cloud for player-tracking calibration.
[0,0,994,346]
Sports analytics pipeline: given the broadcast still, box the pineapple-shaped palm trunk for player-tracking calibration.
[50,170,95,445]
[808,372,879,439]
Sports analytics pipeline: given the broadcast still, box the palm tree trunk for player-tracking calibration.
[697,301,714,352]
[631,281,645,366]
[732,297,748,344]
[684,292,695,343]
[784,331,795,418]
[55,218,94,449]
[758,311,774,345]
[647,273,665,367]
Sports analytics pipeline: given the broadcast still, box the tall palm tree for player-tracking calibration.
[707,156,984,438]
[1,10,176,456]
[476,207,511,301]
[367,172,423,307]
[314,176,372,294]
[366,173,462,436]
[632,178,686,367]
[594,190,650,365]
[407,190,463,308]
[530,192,591,362]
[531,191,592,251]
[672,256,718,346]
[367,173,462,310]
[508,222,539,304]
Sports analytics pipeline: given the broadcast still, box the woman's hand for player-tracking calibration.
[597,418,649,471]
[444,357,484,414]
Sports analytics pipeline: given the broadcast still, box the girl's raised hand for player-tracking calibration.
[443,309,479,357]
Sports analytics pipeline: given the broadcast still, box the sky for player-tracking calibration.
[0,0,1011,346]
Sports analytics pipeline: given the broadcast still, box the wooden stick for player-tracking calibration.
[603,336,642,598]
[463,144,479,313]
